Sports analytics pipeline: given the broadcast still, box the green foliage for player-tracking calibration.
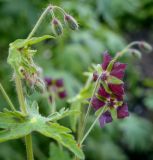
[0,103,84,159]
[49,143,71,160]
[7,35,54,76]
[0,0,153,159]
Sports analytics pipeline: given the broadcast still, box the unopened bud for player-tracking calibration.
[129,49,142,59]
[139,41,152,52]
[64,14,78,30]
[51,18,63,36]
[58,90,67,99]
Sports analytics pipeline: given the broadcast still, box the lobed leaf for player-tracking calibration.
[0,105,84,159]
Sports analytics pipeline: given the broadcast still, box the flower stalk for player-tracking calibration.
[78,76,101,144]
[0,83,16,111]
[14,5,54,160]
[27,5,52,40]
[80,106,106,145]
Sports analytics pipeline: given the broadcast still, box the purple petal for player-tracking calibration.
[102,52,112,70]
[99,111,113,127]
[92,96,105,110]
[98,86,110,98]
[58,90,67,99]
[113,62,126,71]
[44,77,52,86]
[108,84,124,96]
[111,62,126,79]
[117,103,129,119]
[55,79,64,87]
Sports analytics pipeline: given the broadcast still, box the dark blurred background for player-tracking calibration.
[0,0,153,160]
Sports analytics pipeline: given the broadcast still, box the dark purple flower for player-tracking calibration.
[44,77,52,86]
[58,90,67,99]
[91,51,129,127]
[101,52,126,97]
[55,79,64,87]
[44,77,67,101]
[91,85,129,127]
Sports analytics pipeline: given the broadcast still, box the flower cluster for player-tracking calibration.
[92,52,129,127]
[44,77,67,101]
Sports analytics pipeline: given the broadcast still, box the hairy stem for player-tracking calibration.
[15,74,34,160]
[53,6,67,15]
[27,5,52,40]
[115,41,142,59]
[25,134,34,160]
[15,75,27,114]
[0,83,16,111]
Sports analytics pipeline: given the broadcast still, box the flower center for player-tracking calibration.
[101,71,109,81]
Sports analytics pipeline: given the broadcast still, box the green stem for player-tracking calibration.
[115,41,142,59]
[15,75,27,114]
[0,83,16,111]
[107,41,142,71]
[79,76,101,144]
[80,106,106,145]
[51,91,56,113]
[27,5,52,40]
[23,5,54,159]
[25,134,34,160]
[15,74,34,160]
[53,6,67,15]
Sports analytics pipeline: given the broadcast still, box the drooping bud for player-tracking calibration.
[64,14,78,30]
[128,49,142,59]
[51,18,63,36]
[139,41,152,52]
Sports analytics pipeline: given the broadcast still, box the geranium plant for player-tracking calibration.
[0,4,152,160]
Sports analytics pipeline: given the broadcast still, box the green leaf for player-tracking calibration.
[48,108,79,122]
[107,76,123,85]
[37,122,84,159]
[0,105,84,159]
[10,35,54,49]
[49,143,71,160]
[69,102,82,132]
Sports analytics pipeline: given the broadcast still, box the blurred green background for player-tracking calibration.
[0,0,153,160]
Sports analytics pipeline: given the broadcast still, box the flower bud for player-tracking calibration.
[129,49,142,59]
[64,14,78,30]
[51,18,63,36]
[139,41,152,52]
